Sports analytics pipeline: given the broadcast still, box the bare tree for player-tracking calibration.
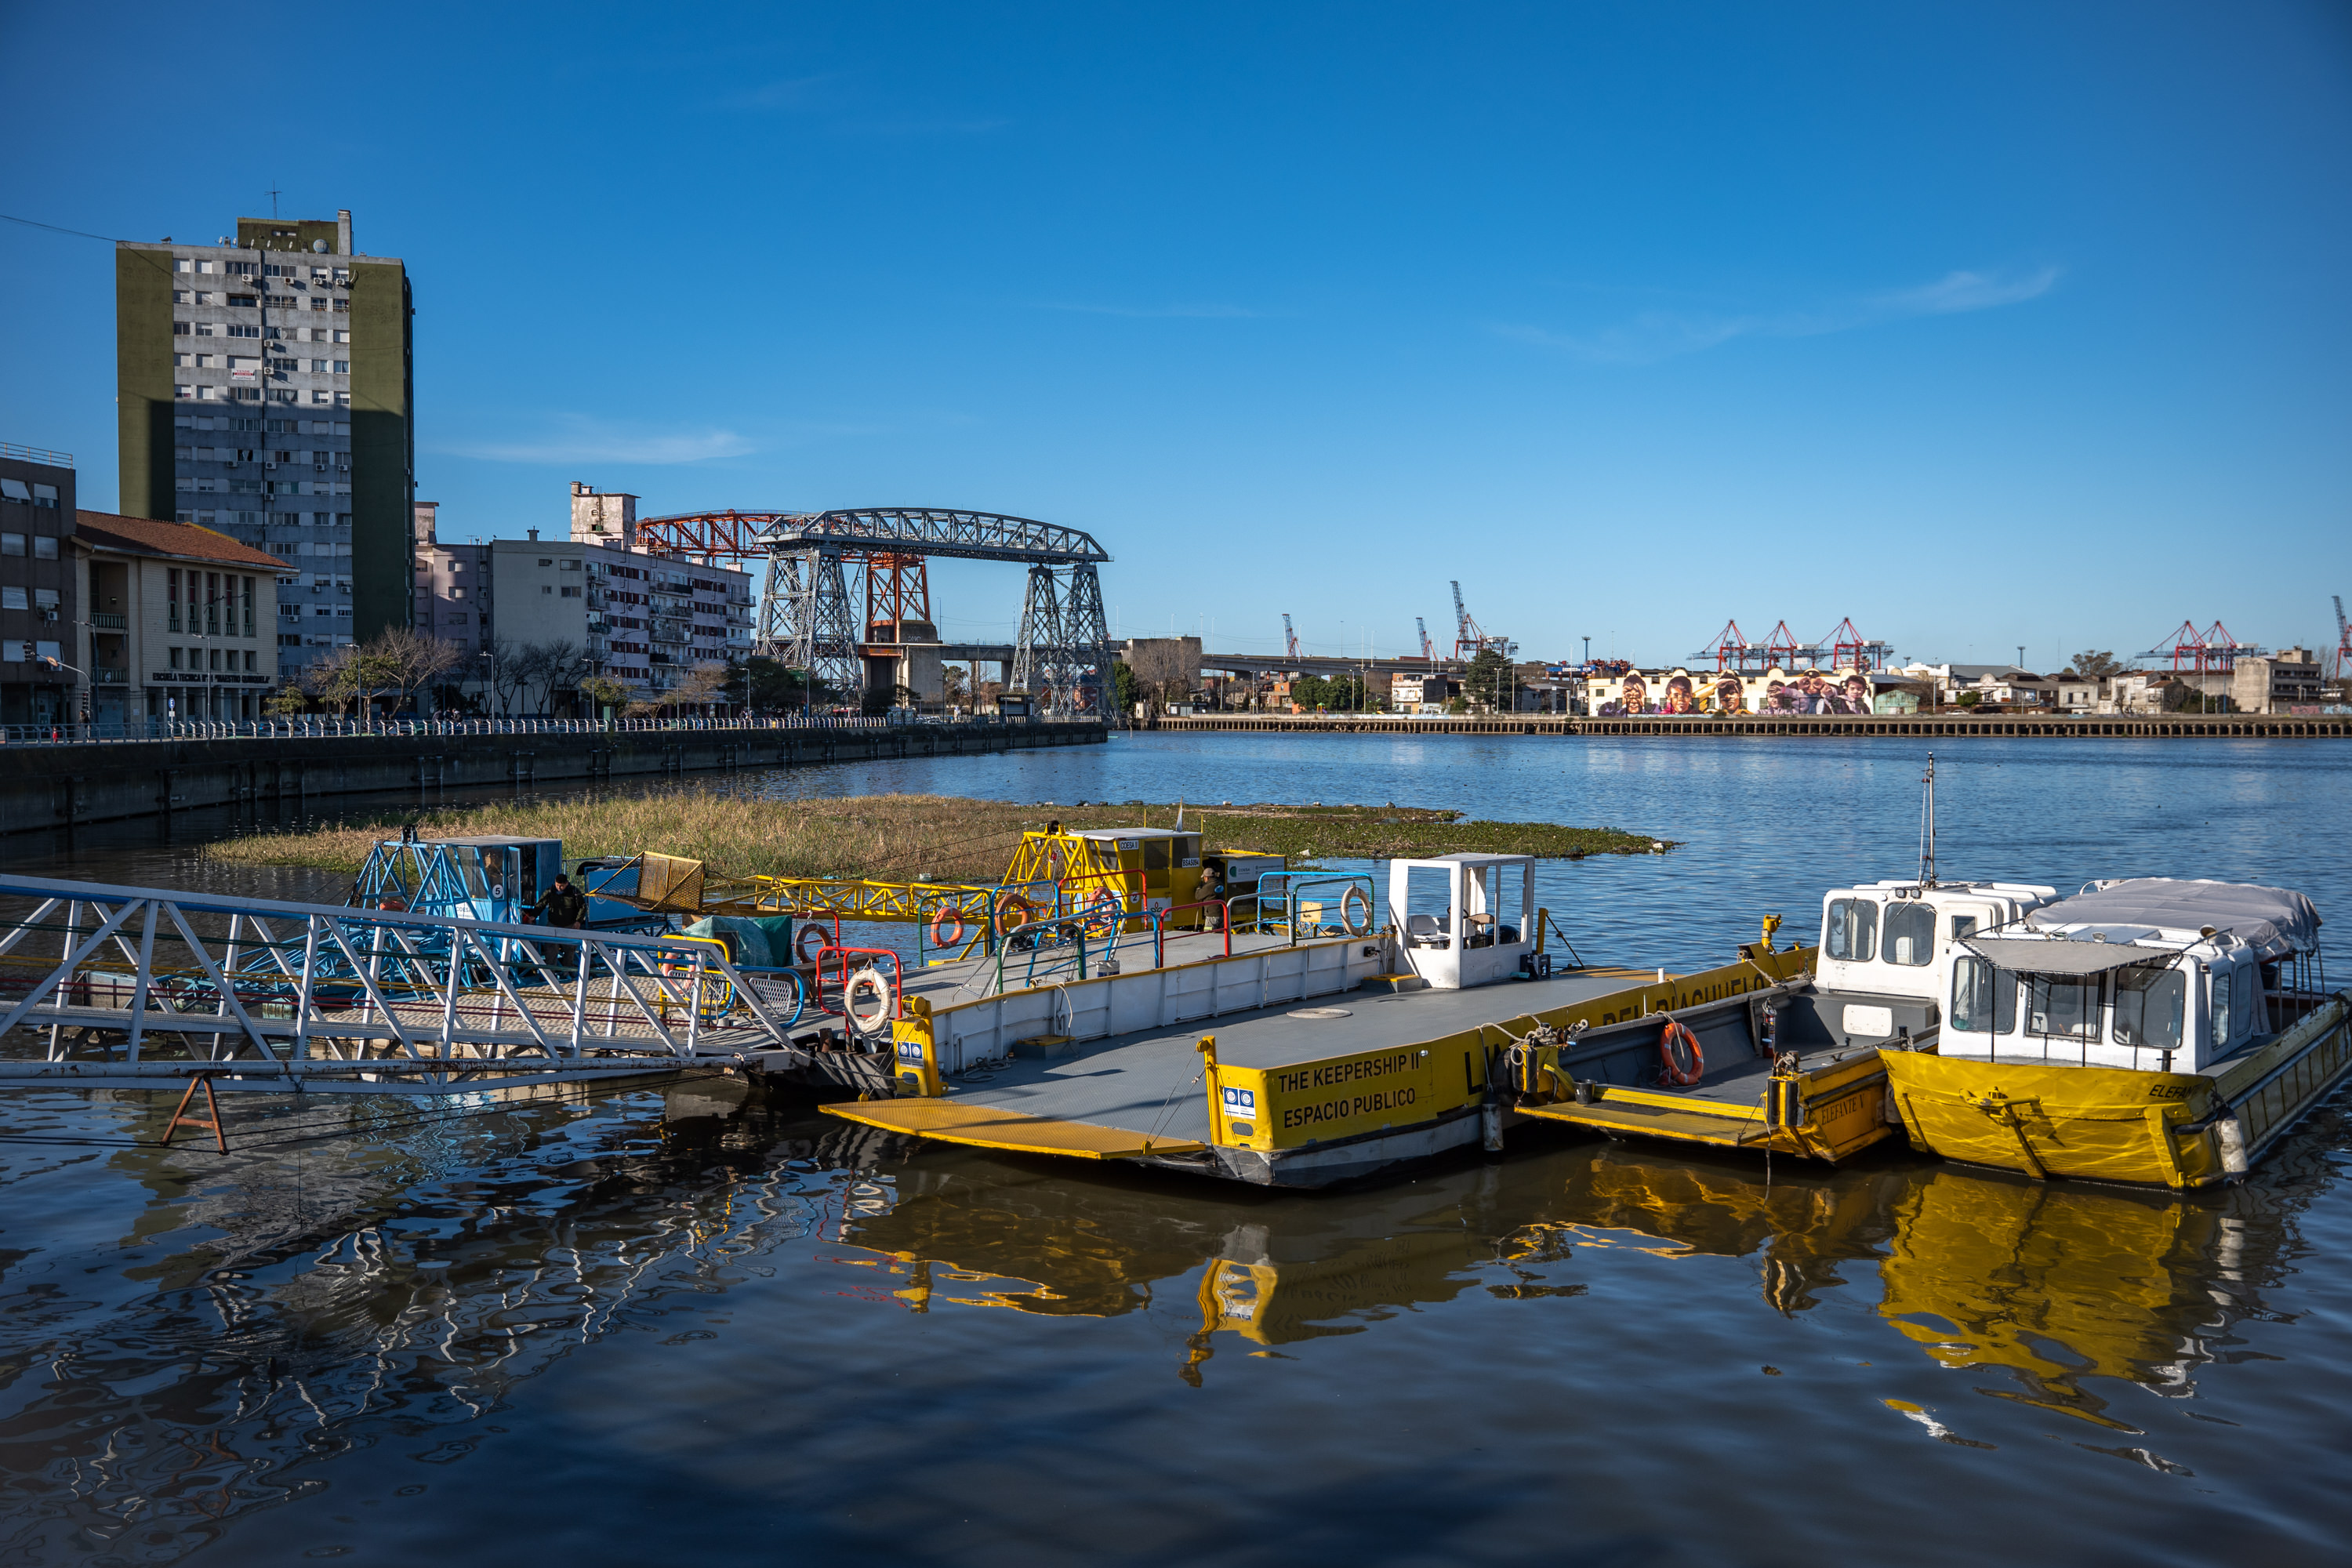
[1122,639,1199,712]
[627,661,728,718]
[521,640,583,716]
[481,637,529,716]
[365,627,465,717]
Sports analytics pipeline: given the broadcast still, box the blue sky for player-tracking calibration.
[5,2,2349,667]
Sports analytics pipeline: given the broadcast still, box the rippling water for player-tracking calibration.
[2,735,2347,1564]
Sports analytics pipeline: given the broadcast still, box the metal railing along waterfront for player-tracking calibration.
[0,713,1095,747]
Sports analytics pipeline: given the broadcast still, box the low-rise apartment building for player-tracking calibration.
[75,512,282,724]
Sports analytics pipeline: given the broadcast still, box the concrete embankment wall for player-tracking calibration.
[0,722,1106,835]
[1155,714,2351,739]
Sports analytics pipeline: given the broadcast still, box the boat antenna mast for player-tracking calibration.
[1918,753,1937,887]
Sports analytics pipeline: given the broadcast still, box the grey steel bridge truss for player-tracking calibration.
[637,507,1112,718]
[0,877,808,1094]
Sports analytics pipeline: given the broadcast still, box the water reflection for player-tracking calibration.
[0,1077,2339,1562]
[837,1127,2321,1421]
[0,1087,882,1562]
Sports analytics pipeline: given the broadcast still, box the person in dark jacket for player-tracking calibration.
[532,873,587,928]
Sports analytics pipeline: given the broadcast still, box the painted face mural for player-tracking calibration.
[1714,678,1744,713]
[1664,677,1694,713]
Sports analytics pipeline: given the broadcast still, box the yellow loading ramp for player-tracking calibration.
[1516,1093,1784,1153]
[822,1099,1204,1160]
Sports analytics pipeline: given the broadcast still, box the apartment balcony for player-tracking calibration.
[89,612,129,630]
[92,667,129,684]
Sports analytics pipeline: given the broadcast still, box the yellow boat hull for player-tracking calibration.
[1882,994,2352,1189]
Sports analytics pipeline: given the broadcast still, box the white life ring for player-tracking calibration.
[844,967,895,1033]
[1341,885,1374,936]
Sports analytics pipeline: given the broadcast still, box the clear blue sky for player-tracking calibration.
[5,2,2349,668]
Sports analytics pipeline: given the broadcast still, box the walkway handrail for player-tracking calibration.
[1255,873,1378,945]
[0,712,1104,748]
[1149,899,1233,967]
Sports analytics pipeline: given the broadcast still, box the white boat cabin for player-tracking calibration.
[1388,853,1537,990]
[1815,880,2059,1003]
[1929,878,2323,1073]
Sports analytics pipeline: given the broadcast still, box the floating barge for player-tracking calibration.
[826,853,1836,1186]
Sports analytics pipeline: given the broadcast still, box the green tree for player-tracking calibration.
[1465,648,1514,710]
[263,683,310,718]
[2068,650,2126,679]
[1111,660,1140,713]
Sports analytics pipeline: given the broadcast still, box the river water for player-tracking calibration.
[2,734,2347,1565]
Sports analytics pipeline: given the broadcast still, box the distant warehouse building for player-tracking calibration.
[114,209,413,687]
[2233,648,2325,715]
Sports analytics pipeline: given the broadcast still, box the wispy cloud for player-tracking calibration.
[717,74,1006,136]
[1031,300,1264,319]
[435,416,757,466]
[1497,265,2062,365]
[720,74,833,112]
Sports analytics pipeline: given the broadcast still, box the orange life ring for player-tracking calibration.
[1088,890,1123,931]
[796,923,833,964]
[995,895,1036,935]
[930,906,967,948]
[1659,1018,1704,1086]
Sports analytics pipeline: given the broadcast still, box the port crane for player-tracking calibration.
[1282,614,1299,661]
[1416,617,1436,662]
[2333,595,2349,682]
[1449,581,1518,661]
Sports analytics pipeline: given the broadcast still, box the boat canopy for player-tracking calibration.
[2033,879,2320,960]
[1958,935,2176,976]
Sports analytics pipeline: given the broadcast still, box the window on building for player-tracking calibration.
[0,587,24,610]
[173,321,191,337]
[332,330,350,344]
[33,536,56,561]
[228,293,257,307]
[205,572,220,634]
[31,588,57,612]
[333,299,349,313]
[169,646,183,670]
[0,533,20,557]
[332,360,350,373]
[561,585,582,597]
[168,568,182,630]
[543,585,554,595]
[175,258,192,273]
[538,558,554,567]
[208,647,221,672]
[244,650,256,671]
[194,323,215,337]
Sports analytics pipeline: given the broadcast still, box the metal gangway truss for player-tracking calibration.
[0,876,809,1096]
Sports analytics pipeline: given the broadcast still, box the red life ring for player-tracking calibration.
[1658,1018,1704,1086]
[995,895,1037,935]
[1088,890,1123,931]
[930,906,967,948]
[796,923,833,964]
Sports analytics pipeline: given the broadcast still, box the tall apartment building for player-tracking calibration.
[0,442,79,726]
[114,209,413,686]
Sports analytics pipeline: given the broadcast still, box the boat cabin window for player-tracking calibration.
[2027,975,2099,1040]
[2113,967,2185,1052]
[2234,962,2256,1039]
[1825,898,1878,962]
[1883,902,1934,966]
[2210,970,2233,1047]
[1142,839,1169,871]
[1949,913,1978,942]
[1950,956,2015,1033]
